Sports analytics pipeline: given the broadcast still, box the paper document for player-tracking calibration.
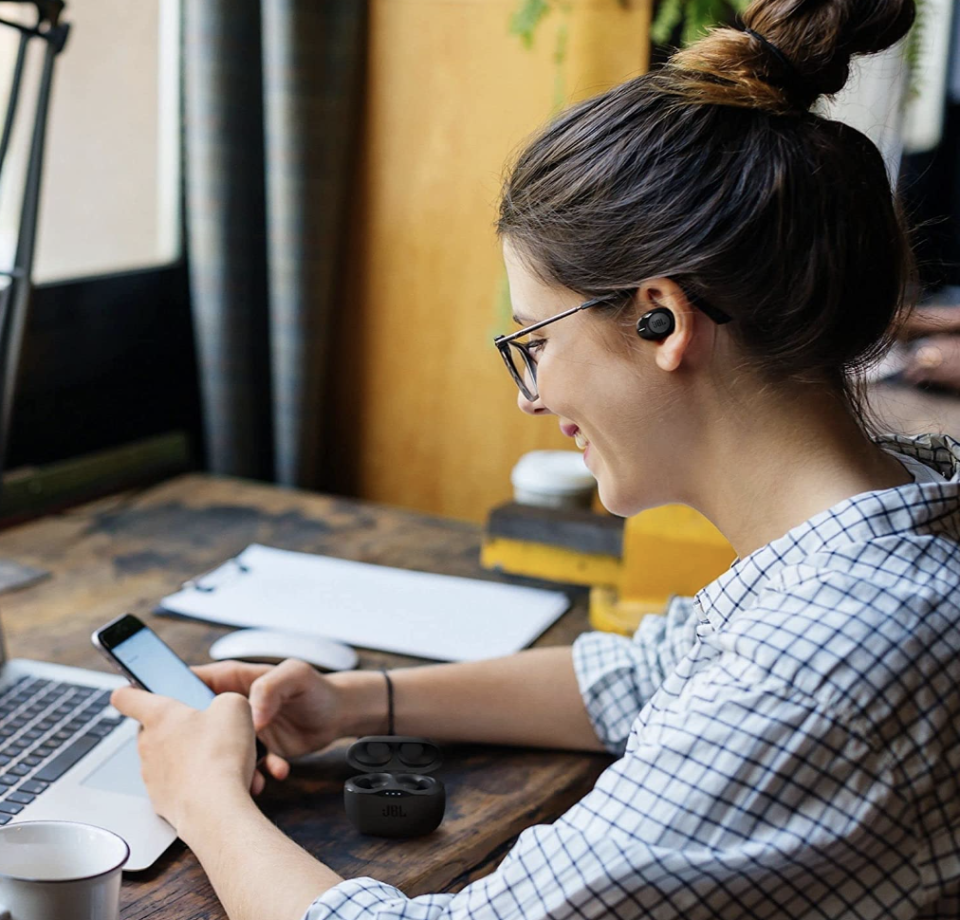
[157,544,570,662]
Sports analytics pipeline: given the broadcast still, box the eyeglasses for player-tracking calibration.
[494,288,732,402]
[494,295,611,402]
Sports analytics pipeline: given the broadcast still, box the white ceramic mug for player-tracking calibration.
[0,821,129,920]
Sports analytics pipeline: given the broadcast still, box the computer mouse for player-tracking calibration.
[208,628,359,671]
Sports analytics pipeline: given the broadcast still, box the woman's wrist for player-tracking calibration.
[177,779,259,849]
[328,669,394,738]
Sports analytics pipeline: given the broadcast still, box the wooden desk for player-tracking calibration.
[0,474,611,919]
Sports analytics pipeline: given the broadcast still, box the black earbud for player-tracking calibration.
[636,308,675,340]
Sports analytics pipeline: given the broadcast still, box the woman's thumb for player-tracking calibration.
[247,658,310,730]
[248,672,284,730]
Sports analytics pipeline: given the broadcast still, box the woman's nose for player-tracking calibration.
[517,389,550,415]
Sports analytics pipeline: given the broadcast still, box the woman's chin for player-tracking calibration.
[595,479,635,519]
[595,466,653,519]
[592,451,643,517]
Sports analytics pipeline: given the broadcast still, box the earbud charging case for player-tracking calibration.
[344,735,445,838]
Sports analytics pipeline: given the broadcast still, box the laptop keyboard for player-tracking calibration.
[0,676,123,823]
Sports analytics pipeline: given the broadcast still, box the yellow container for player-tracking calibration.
[480,500,735,637]
[481,536,622,587]
[589,505,736,635]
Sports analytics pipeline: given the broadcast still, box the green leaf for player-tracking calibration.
[681,0,717,48]
[652,0,747,50]
[510,0,552,49]
[553,20,569,67]
[904,0,927,99]
[651,0,684,46]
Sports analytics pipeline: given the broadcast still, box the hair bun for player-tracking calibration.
[666,0,917,113]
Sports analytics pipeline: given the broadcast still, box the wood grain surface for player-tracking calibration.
[0,474,612,919]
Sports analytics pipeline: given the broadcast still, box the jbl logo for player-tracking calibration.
[382,805,407,817]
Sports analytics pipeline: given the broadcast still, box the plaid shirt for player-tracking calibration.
[305,433,960,920]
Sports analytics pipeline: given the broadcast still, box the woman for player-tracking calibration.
[114,0,960,917]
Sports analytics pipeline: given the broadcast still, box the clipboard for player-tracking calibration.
[156,543,571,662]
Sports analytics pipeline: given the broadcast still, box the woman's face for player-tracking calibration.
[502,242,689,517]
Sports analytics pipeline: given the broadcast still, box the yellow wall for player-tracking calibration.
[337,0,653,521]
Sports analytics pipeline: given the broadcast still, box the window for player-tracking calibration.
[0,0,180,282]
[0,0,198,481]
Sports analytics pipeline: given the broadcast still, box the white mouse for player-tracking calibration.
[208,628,358,671]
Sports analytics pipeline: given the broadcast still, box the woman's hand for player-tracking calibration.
[898,305,960,340]
[902,335,960,391]
[894,306,960,392]
[110,688,257,834]
[192,659,349,782]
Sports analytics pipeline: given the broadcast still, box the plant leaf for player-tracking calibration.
[653,0,747,50]
[510,0,552,49]
[651,0,684,46]
[681,0,711,48]
[904,0,927,99]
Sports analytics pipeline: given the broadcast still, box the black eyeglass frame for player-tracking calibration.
[494,287,733,402]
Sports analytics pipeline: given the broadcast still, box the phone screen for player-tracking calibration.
[96,614,267,762]
[109,626,216,711]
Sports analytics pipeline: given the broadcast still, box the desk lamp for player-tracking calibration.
[0,1,69,589]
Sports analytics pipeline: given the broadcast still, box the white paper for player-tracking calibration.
[158,544,570,662]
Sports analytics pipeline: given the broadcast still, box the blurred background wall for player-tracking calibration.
[329,0,654,522]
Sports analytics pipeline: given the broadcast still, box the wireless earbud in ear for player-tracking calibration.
[636,308,675,341]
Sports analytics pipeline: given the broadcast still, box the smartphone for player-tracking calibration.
[92,613,267,761]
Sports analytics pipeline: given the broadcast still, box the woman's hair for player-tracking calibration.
[497,0,917,429]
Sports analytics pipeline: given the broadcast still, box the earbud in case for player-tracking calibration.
[344,736,445,837]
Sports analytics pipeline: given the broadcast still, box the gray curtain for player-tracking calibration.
[183,0,366,487]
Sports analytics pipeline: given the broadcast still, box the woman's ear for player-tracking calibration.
[635,279,699,372]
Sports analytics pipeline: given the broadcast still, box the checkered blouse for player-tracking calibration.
[305,433,960,919]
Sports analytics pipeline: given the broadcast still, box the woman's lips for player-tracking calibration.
[560,423,589,451]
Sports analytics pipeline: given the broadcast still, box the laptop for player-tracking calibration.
[0,621,176,870]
